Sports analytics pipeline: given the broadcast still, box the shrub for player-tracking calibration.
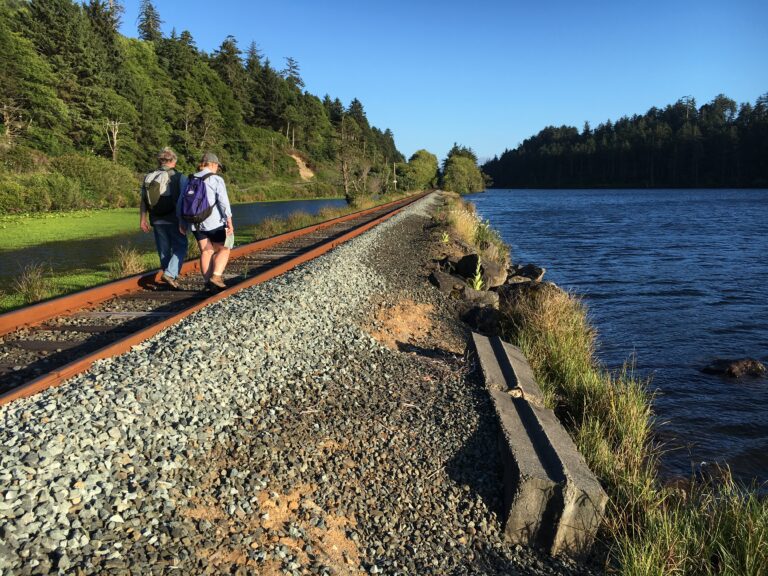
[0,144,48,173]
[0,175,26,213]
[0,172,83,213]
[51,154,138,208]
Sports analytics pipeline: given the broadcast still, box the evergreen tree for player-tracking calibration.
[245,41,262,75]
[281,56,304,90]
[137,0,162,43]
[211,35,249,117]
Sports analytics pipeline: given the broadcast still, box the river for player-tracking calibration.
[468,188,768,487]
[0,198,347,291]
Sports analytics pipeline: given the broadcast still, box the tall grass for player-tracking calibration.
[498,282,768,575]
[444,196,509,265]
[108,245,146,279]
[12,263,53,304]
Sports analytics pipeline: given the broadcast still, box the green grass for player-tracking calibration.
[0,208,138,250]
[0,252,157,314]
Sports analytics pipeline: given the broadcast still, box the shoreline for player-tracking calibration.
[445,193,767,574]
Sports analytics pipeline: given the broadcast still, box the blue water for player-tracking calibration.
[0,198,347,290]
[468,189,768,486]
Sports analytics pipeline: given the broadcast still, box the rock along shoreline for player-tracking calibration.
[0,193,597,575]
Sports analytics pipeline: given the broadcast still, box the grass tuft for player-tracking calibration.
[12,263,53,304]
[108,245,146,279]
[445,198,509,265]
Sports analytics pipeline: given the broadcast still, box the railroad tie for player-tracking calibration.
[471,332,607,557]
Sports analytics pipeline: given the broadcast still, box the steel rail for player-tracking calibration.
[0,192,428,406]
[0,194,424,338]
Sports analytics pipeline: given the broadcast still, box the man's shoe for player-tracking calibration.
[161,272,180,290]
[209,274,226,289]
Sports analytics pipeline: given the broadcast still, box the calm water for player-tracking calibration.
[468,188,768,486]
[0,198,346,290]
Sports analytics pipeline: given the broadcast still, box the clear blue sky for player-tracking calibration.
[118,0,768,163]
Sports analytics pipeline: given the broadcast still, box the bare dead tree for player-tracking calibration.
[1,99,28,147]
[105,118,123,162]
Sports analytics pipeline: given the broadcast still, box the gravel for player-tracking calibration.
[0,194,601,575]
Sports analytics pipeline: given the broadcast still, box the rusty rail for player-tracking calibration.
[0,192,429,406]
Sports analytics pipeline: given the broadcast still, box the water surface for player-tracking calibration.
[468,188,768,486]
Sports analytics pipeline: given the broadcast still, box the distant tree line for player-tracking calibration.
[483,94,768,189]
[0,0,405,211]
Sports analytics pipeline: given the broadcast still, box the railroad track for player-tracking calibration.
[0,192,428,406]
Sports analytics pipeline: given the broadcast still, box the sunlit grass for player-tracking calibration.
[0,208,138,250]
[443,195,509,265]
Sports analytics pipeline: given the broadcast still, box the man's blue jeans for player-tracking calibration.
[152,222,188,279]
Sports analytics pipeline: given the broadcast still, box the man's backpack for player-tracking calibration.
[180,173,215,223]
[143,169,177,217]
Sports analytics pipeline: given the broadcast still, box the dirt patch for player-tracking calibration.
[258,485,362,574]
[366,297,465,356]
[184,440,364,574]
[289,153,315,181]
[368,299,434,350]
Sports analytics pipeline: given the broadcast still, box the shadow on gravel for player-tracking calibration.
[445,356,506,521]
[396,342,462,363]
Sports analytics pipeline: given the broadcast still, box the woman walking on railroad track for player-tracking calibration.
[178,152,234,292]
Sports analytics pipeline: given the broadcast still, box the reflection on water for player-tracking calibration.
[468,188,768,487]
[0,198,347,290]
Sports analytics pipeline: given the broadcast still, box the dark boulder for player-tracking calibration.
[462,306,499,335]
[429,270,465,295]
[454,253,481,279]
[453,254,507,288]
[506,275,533,285]
[481,259,508,288]
[516,263,546,282]
[463,287,499,309]
[702,358,766,378]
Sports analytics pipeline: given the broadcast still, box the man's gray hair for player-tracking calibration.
[158,147,177,163]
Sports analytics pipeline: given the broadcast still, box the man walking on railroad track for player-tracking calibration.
[179,152,234,292]
[140,147,188,290]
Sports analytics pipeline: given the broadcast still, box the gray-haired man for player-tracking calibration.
[140,147,188,289]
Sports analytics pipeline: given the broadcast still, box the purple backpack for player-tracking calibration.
[181,172,214,223]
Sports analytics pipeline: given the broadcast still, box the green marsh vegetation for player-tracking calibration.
[0,209,138,250]
[441,196,767,575]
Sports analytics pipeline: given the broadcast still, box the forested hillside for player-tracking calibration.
[0,0,406,212]
[483,94,768,189]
